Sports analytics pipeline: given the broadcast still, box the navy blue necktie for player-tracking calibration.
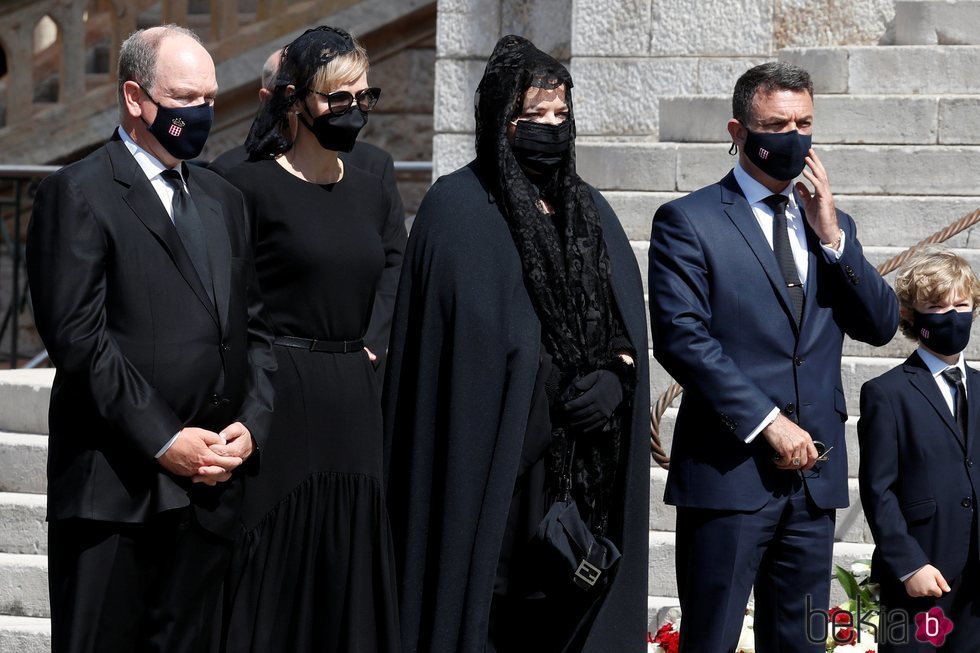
[762,194,804,325]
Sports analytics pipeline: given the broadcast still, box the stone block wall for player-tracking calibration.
[432,0,898,176]
[432,0,571,178]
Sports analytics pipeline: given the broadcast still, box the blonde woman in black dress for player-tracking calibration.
[219,27,403,653]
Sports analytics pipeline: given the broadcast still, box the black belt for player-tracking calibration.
[274,335,364,353]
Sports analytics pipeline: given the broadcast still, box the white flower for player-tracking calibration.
[735,612,755,652]
[850,561,872,578]
[831,644,878,653]
[648,645,667,653]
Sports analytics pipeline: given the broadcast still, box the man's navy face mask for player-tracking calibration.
[742,128,811,182]
[140,86,214,161]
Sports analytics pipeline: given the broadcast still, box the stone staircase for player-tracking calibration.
[574,0,980,629]
[0,370,53,652]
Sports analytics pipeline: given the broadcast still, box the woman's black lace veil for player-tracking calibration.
[475,35,632,535]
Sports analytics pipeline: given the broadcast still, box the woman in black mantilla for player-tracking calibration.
[217,27,402,653]
[383,35,650,652]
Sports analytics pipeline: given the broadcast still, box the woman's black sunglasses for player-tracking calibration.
[312,87,382,115]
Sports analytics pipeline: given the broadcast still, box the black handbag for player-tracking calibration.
[524,440,621,594]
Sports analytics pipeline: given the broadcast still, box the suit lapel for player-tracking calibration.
[798,200,821,334]
[905,352,966,451]
[107,140,219,326]
[967,364,980,457]
[720,172,799,334]
[186,169,231,335]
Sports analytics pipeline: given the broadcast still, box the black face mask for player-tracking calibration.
[141,88,213,161]
[743,128,811,181]
[298,102,367,153]
[512,119,571,177]
[914,308,973,356]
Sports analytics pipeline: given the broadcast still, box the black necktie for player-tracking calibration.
[762,194,804,325]
[161,168,214,305]
[942,366,969,442]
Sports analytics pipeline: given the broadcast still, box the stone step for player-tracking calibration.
[0,495,46,556]
[610,191,980,247]
[0,554,48,619]
[0,616,49,653]
[648,530,875,606]
[660,94,973,145]
[649,467,874,544]
[578,142,980,195]
[0,372,52,435]
[894,1,980,46]
[779,45,980,95]
[0,434,46,495]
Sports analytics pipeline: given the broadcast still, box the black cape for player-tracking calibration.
[383,161,650,652]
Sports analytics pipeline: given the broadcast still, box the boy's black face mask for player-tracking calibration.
[914,308,973,356]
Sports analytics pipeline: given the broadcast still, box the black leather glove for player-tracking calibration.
[562,370,624,434]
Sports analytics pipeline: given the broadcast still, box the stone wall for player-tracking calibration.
[432,0,897,177]
[431,0,571,178]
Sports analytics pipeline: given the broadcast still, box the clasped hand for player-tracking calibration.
[562,370,623,434]
[158,422,254,486]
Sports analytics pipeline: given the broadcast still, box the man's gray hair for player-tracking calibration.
[117,24,202,108]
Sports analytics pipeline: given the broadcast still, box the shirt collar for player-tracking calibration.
[917,346,967,380]
[733,162,797,211]
[117,125,174,182]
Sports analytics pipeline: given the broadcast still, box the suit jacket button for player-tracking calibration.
[968,458,975,468]
[794,357,804,366]
[785,403,795,415]
[221,342,231,352]
[210,393,221,406]
[962,498,973,509]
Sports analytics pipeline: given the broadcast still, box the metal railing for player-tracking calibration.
[0,160,433,369]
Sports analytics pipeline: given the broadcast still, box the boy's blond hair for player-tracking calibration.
[895,244,980,341]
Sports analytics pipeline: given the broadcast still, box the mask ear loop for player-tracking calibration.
[729,143,738,155]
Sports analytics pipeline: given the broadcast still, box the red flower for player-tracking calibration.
[653,622,681,653]
[828,606,857,645]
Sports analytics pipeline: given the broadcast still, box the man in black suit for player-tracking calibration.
[859,246,980,650]
[648,62,898,651]
[209,48,407,378]
[27,24,275,653]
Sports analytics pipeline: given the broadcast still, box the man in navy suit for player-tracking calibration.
[859,246,980,651]
[648,62,898,651]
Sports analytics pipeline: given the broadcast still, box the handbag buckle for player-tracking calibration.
[573,558,601,590]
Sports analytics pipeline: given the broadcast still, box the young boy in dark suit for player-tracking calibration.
[859,245,980,651]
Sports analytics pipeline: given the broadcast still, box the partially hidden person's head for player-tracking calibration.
[245,26,379,159]
[118,24,217,167]
[727,61,814,186]
[259,48,284,103]
[895,245,980,356]
[475,35,575,193]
